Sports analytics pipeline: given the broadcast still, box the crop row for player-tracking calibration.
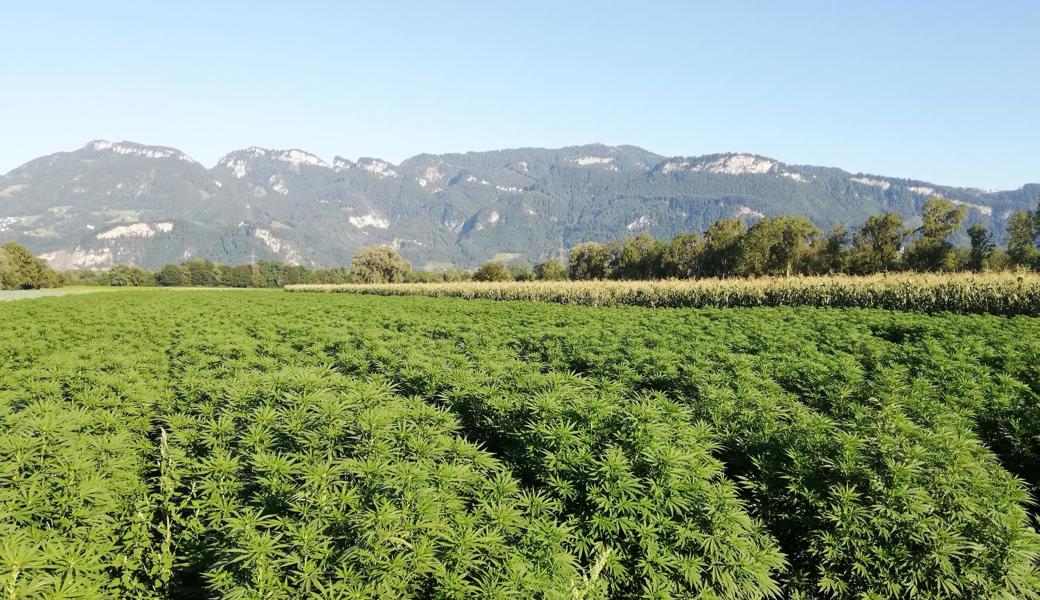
[287,272,1040,315]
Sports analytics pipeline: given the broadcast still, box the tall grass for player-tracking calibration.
[288,272,1040,315]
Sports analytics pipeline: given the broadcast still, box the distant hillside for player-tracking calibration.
[1,140,1035,269]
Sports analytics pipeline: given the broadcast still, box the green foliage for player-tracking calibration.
[662,232,704,278]
[183,259,219,287]
[108,264,155,287]
[510,263,537,281]
[215,263,254,288]
[811,225,851,274]
[849,213,905,274]
[162,367,581,598]
[0,304,171,597]
[701,218,747,277]
[905,198,968,271]
[350,246,412,283]
[968,223,996,271]
[1007,201,1040,268]
[611,233,666,280]
[156,264,187,287]
[737,216,819,276]
[473,261,513,282]
[314,266,352,284]
[0,241,61,290]
[3,291,1040,599]
[569,242,613,280]
[534,259,569,281]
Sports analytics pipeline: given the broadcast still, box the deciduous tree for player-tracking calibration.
[1006,201,1040,268]
[349,246,412,283]
[701,218,746,277]
[904,197,967,271]
[968,223,995,271]
[568,242,612,280]
[738,216,819,276]
[534,258,568,281]
[663,232,704,278]
[473,261,512,282]
[0,241,60,289]
[612,232,666,279]
[849,213,905,274]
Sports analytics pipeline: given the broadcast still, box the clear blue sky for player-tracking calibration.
[2,1,1037,190]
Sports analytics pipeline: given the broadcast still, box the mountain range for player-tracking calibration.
[1,140,1036,270]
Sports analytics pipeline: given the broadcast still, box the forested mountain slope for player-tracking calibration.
[1,140,1035,269]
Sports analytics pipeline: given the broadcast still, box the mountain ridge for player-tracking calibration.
[1,140,1036,270]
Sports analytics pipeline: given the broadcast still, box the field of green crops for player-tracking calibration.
[3,290,1040,599]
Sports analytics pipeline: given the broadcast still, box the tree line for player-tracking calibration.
[481,197,1039,282]
[65,259,355,288]
[64,246,462,288]
[557,198,1040,281]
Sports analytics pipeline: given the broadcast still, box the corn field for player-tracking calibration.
[2,290,1040,599]
[288,272,1040,315]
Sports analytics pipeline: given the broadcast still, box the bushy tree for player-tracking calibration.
[509,264,536,281]
[156,264,187,286]
[0,246,12,289]
[611,232,666,280]
[809,225,850,274]
[849,213,905,274]
[1006,201,1040,268]
[568,242,612,280]
[0,241,61,289]
[967,223,996,271]
[443,267,466,282]
[701,218,746,277]
[61,269,104,286]
[107,265,154,287]
[350,246,411,283]
[217,264,254,288]
[737,216,819,276]
[256,261,287,287]
[473,261,513,282]
[534,258,568,281]
[282,265,315,285]
[663,232,704,278]
[408,270,451,283]
[184,259,220,287]
[904,197,967,271]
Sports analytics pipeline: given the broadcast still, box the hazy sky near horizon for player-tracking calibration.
[2,1,1037,190]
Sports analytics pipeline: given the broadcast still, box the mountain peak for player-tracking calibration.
[270,149,328,169]
[216,147,329,178]
[84,140,197,163]
[355,157,398,178]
